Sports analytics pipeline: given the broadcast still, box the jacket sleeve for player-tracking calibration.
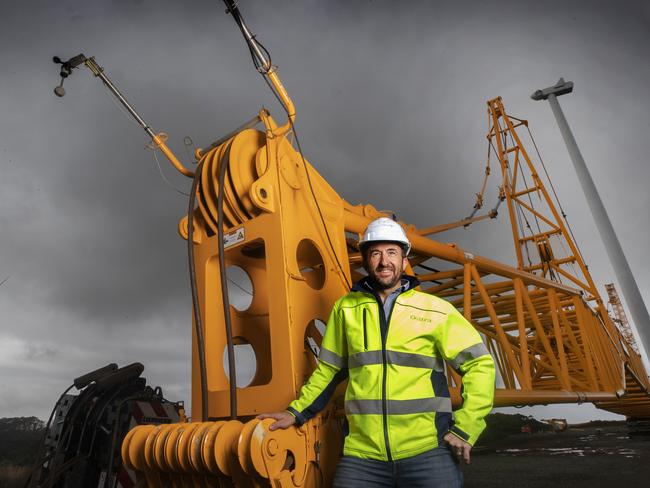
[287,300,348,426]
[434,300,495,446]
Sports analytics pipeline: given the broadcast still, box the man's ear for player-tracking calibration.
[361,253,370,273]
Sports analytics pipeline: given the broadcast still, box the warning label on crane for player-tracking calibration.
[224,228,245,249]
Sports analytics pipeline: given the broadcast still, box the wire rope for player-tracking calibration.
[101,83,141,127]
[499,125,535,267]
[259,58,353,291]
[183,136,197,165]
[227,276,253,296]
[506,126,543,236]
[524,125,589,270]
[152,149,191,196]
[187,164,209,421]
[217,145,238,419]
[101,83,191,196]
[224,3,352,290]
[488,136,534,266]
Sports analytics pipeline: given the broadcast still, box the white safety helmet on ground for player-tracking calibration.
[359,217,411,256]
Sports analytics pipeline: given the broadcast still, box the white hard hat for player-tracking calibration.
[359,218,411,256]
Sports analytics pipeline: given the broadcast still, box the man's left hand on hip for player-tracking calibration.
[443,432,472,465]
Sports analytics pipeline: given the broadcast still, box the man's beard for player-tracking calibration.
[368,267,402,290]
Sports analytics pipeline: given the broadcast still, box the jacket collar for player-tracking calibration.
[351,274,420,294]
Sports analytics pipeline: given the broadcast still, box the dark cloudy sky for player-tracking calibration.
[1,0,648,423]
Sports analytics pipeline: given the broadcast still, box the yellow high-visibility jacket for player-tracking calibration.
[287,276,495,461]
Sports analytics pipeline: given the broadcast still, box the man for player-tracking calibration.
[258,218,495,487]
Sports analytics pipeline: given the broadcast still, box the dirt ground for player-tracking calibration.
[463,424,650,487]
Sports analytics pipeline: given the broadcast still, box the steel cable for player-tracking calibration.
[187,163,209,421]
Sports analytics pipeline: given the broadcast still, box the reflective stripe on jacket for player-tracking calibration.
[287,276,495,461]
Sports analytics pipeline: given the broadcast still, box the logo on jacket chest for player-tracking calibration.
[409,314,432,323]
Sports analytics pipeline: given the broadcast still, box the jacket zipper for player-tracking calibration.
[376,294,399,462]
[363,309,368,351]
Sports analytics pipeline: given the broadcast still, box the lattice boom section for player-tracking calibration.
[343,199,650,417]
[407,256,650,414]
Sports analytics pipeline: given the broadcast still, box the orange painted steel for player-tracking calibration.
[122,98,650,485]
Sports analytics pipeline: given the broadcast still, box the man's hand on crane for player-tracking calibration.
[256,411,296,431]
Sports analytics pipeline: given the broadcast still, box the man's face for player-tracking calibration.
[365,242,408,290]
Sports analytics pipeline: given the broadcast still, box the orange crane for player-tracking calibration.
[117,95,650,486]
[35,1,649,486]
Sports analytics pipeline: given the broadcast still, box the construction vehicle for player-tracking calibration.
[27,363,184,488]
[541,419,568,433]
[35,1,650,486]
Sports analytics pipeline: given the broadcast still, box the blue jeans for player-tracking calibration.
[332,447,463,488]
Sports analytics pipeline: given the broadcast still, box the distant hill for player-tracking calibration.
[475,412,554,446]
[0,417,45,465]
[0,416,44,433]
[0,417,45,487]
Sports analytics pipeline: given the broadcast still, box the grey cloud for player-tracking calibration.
[24,344,59,361]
